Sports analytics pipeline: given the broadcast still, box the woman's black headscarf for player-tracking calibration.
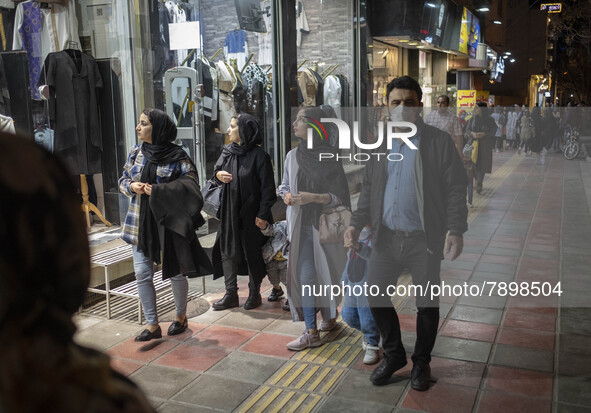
[295,106,350,227]
[218,113,262,259]
[137,108,190,263]
[471,102,493,132]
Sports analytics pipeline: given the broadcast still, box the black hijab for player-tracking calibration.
[137,109,189,263]
[219,113,262,259]
[295,107,350,227]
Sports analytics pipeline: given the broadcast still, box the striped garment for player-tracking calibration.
[119,144,195,246]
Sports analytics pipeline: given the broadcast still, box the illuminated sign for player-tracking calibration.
[540,3,562,13]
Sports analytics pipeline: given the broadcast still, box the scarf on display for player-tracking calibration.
[295,113,350,227]
[137,109,189,264]
[218,114,262,259]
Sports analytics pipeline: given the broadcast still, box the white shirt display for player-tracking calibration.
[257,0,273,66]
[13,1,81,63]
[295,0,309,47]
[324,75,342,118]
[165,1,188,66]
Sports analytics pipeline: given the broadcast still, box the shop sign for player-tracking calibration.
[457,89,476,121]
[540,3,562,13]
[476,90,489,104]
[459,7,479,58]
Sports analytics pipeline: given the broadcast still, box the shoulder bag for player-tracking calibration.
[201,178,221,218]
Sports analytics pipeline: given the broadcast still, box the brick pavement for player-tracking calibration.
[74,150,591,413]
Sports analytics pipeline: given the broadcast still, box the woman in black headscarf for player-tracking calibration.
[119,108,211,342]
[279,106,351,351]
[211,113,277,311]
[464,102,497,194]
[0,132,155,413]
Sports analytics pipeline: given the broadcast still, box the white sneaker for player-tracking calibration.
[286,331,323,351]
[363,346,380,365]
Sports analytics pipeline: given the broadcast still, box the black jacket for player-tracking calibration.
[350,119,468,258]
[212,146,277,282]
[150,173,213,279]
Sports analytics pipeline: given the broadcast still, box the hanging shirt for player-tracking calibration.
[165,1,188,66]
[324,75,342,118]
[13,0,80,99]
[295,0,309,47]
[216,60,236,130]
[224,29,248,71]
[0,0,14,8]
[257,1,273,66]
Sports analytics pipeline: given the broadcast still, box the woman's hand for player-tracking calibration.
[144,184,152,196]
[283,192,293,206]
[130,182,146,194]
[255,217,268,229]
[216,171,233,184]
[291,191,328,206]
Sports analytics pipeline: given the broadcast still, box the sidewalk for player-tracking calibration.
[74,149,591,413]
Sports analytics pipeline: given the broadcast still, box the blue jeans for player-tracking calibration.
[132,246,188,325]
[297,225,319,330]
[341,280,380,347]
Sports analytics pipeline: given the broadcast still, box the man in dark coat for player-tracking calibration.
[344,76,468,391]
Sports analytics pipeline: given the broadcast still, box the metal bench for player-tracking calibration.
[89,243,207,322]
[111,270,169,324]
[88,244,134,319]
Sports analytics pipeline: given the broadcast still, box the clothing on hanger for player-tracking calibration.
[224,29,248,71]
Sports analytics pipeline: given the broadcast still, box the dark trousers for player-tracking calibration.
[368,229,441,366]
[221,230,258,293]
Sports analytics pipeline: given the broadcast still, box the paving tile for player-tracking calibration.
[476,391,552,413]
[246,298,288,315]
[157,402,215,412]
[191,325,256,349]
[398,313,417,332]
[206,351,284,384]
[431,336,492,363]
[110,358,144,377]
[474,262,517,276]
[440,260,477,271]
[492,344,554,373]
[171,374,259,410]
[440,320,498,342]
[484,365,553,398]
[559,333,591,356]
[331,369,406,405]
[319,396,393,413]
[497,327,555,351]
[152,342,229,372]
[483,247,523,257]
[396,357,485,388]
[262,317,305,336]
[556,376,591,407]
[555,403,591,413]
[239,332,296,358]
[478,254,520,265]
[559,316,591,335]
[439,268,473,281]
[450,305,503,325]
[457,252,482,262]
[190,308,233,325]
[107,338,179,363]
[162,322,207,342]
[214,309,277,330]
[561,308,591,322]
[401,382,478,413]
[503,310,556,332]
[457,294,507,310]
[129,364,199,400]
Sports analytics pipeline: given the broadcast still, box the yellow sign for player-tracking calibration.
[459,8,469,55]
[476,91,489,104]
[457,90,476,121]
[540,3,562,13]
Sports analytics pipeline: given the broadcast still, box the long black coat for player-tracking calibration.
[212,146,277,283]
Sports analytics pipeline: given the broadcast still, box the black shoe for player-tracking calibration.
[244,288,262,310]
[167,317,188,336]
[411,363,432,391]
[476,184,483,194]
[282,299,290,311]
[370,355,407,386]
[268,287,284,302]
[135,326,162,342]
[212,292,239,311]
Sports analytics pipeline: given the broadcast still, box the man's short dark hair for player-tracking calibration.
[386,76,423,104]
[437,95,450,104]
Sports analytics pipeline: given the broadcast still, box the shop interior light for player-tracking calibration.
[408,42,418,46]
[426,2,437,7]
[477,7,490,12]
[493,20,502,24]
[510,58,515,63]
[398,39,409,43]
[504,51,511,55]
